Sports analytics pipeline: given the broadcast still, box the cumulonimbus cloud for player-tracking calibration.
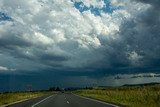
[0,0,160,73]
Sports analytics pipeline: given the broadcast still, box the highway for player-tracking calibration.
[8,93,119,107]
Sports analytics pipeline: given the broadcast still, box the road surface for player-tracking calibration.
[8,93,119,107]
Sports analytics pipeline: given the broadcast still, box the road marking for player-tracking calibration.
[67,101,69,104]
[73,94,119,107]
[31,94,55,107]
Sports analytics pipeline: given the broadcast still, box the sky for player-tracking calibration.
[0,0,160,91]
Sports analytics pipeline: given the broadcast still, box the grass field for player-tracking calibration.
[0,91,56,106]
[75,85,160,107]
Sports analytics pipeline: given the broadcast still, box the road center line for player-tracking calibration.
[31,94,56,107]
[67,101,69,104]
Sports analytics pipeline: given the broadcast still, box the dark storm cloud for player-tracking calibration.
[0,34,31,48]
[135,0,160,26]
[80,0,160,74]
[41,53,69,62]
[136,0,160,7]
[116,0,160,68]
[0,0,160,75]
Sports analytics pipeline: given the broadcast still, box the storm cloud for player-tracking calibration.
[0,0,160,74]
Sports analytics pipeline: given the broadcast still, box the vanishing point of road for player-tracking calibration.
[8,93,119,107]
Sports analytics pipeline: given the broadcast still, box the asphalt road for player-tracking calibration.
[8,93,119,107]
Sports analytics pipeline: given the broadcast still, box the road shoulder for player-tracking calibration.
[73,93,125,107]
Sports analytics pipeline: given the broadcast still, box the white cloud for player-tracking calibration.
[0,66,8,71]
[128,51,143,66]
[0,66,16,72]
[25,32,54,45]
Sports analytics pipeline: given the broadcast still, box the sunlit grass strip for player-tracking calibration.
[75,85,160,107]
[0,91,56,106]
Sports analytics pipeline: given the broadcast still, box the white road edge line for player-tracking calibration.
[31,94,55,107]
[73,94,119,107]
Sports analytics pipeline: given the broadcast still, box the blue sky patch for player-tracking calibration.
[0,12,12,21]
[73,1,89,13]
[72,0,123,16]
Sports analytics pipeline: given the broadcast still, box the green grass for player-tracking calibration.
[0,91,57,106]
[74,85,160,107]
